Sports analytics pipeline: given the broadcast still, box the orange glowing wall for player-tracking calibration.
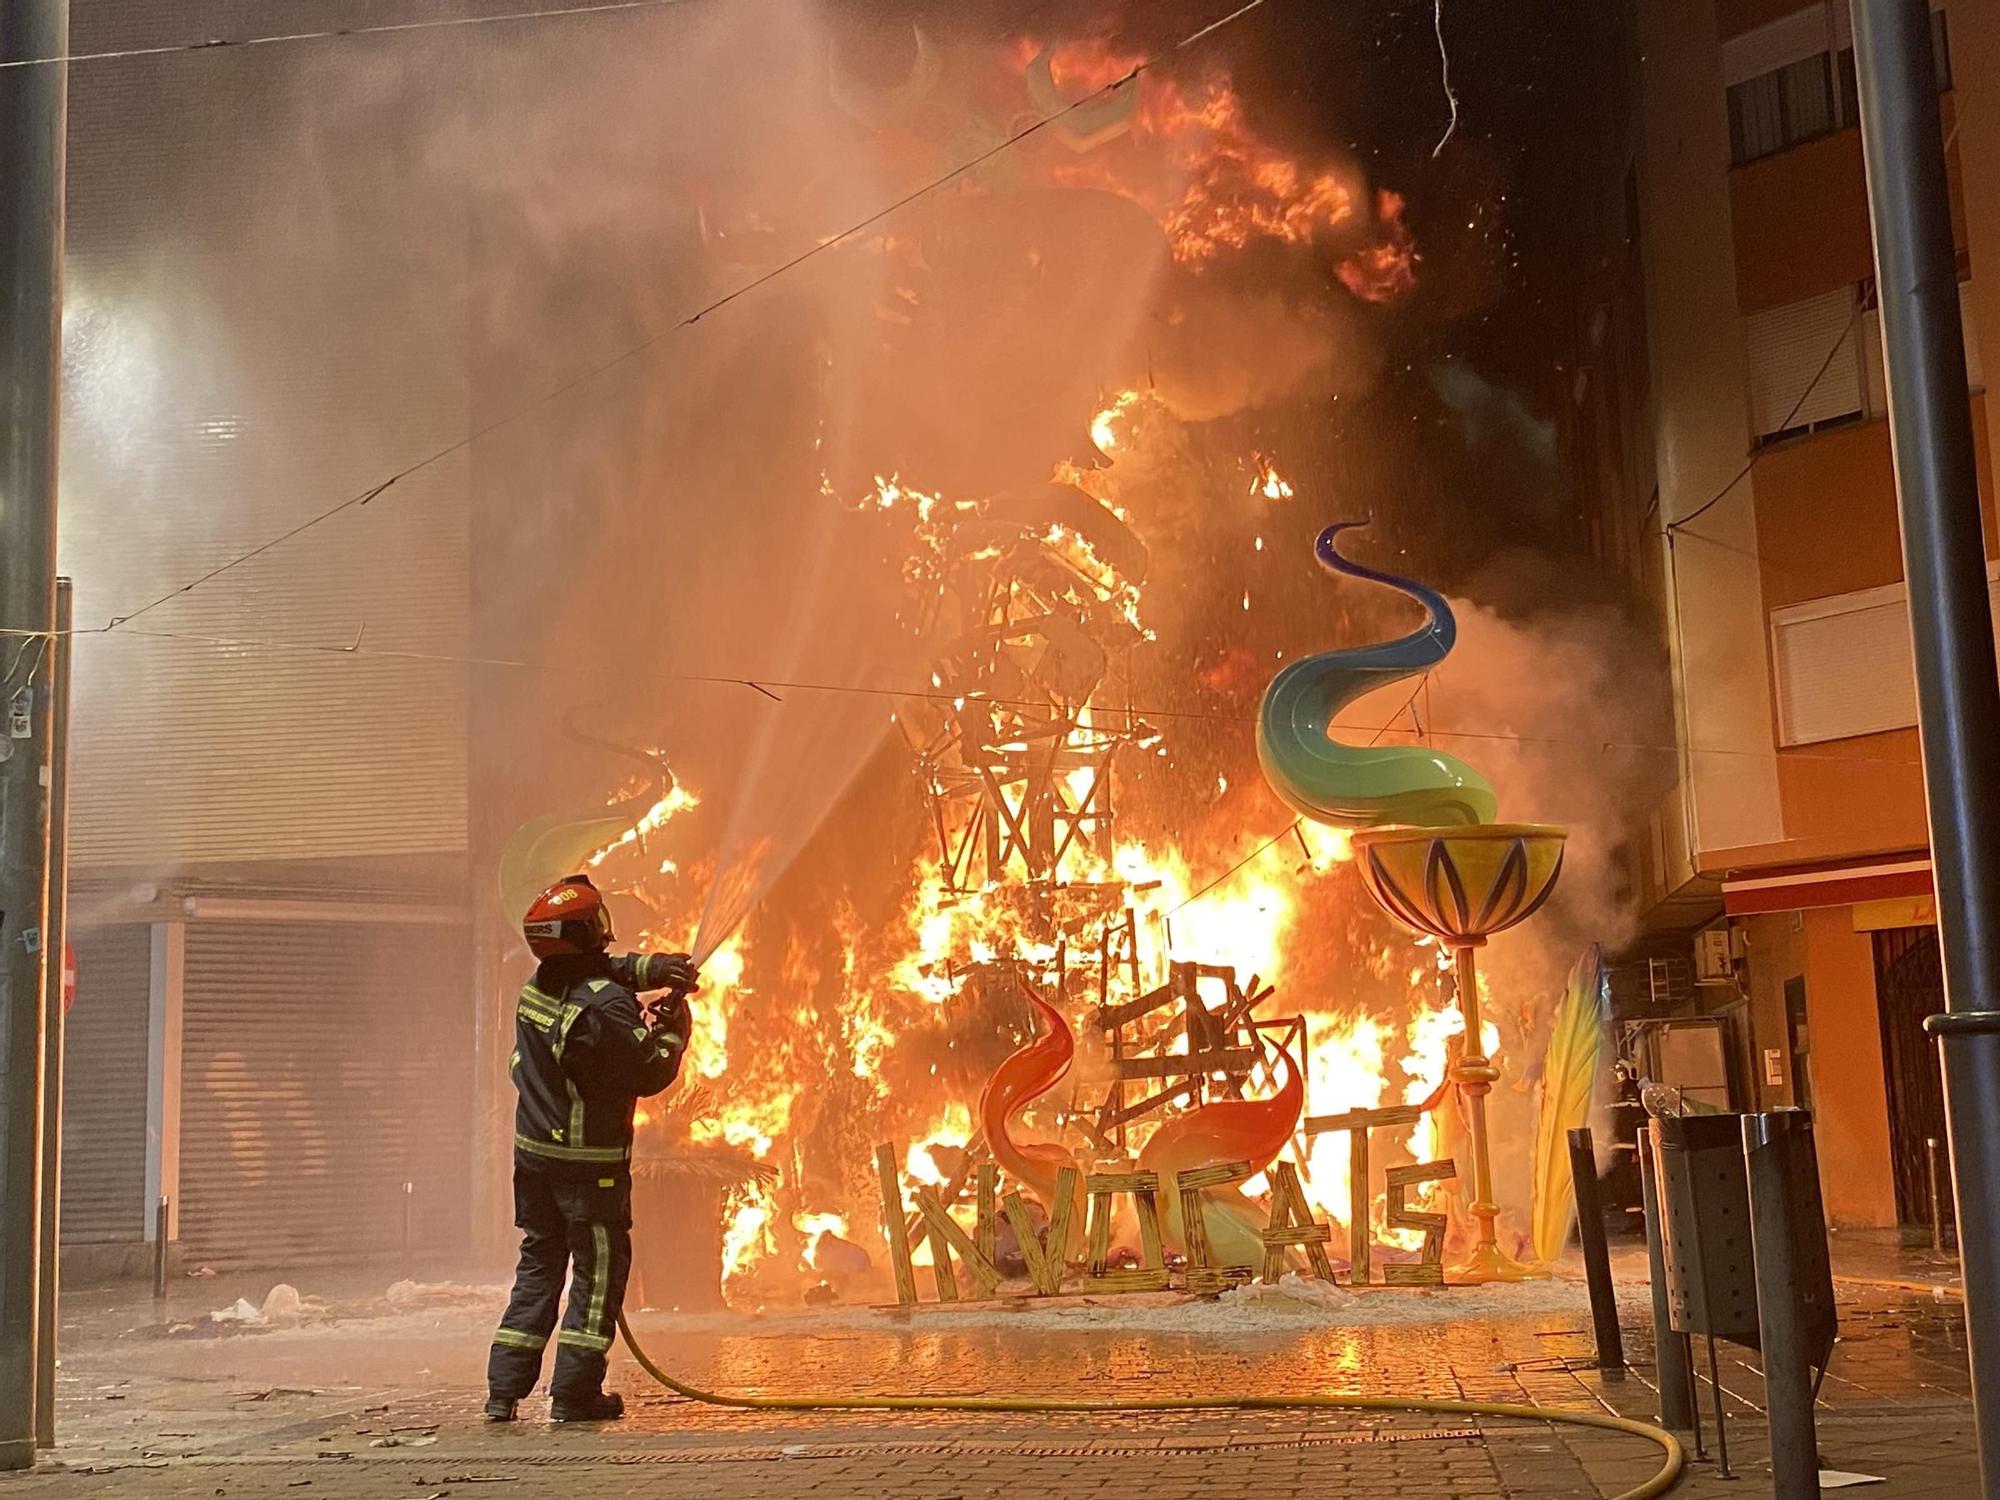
[1800,908,1898,1229]
[1743,398,1998,865]
[1727,98,1968,318]
[1710,1,1987,871]
[1741,909,1895,1227]
[1684,0,1994,1233]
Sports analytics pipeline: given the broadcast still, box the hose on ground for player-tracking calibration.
[617,1313,1684,1500]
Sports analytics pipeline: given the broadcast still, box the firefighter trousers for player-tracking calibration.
[487,1157,633,1402]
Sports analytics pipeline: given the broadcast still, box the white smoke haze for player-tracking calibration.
[1335,590,1666,974]
[1428,358,1557,466]
[1329,586,1666,1217]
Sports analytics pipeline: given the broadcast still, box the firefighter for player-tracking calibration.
[485,873,697,1422]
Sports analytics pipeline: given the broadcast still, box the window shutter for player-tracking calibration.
[177,919,472,1272]
[1745,288,1862,439]
[1729,74,1787,164]
[1773,572,2000,744]
[1858,280,1978,416]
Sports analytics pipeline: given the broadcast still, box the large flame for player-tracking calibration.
[590,747,1477,1293]
[1023,41,1418,290]
[575,63,1455,1292]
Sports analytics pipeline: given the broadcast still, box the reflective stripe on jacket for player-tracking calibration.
[511,954,689,1166]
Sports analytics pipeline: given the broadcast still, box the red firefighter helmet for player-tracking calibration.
[522,874,614,958]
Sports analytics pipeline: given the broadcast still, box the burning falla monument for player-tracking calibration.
[510,24,1591,1308]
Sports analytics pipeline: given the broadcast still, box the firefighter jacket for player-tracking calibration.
[511,953,689,1169]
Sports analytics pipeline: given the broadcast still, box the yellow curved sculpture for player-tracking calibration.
[1352,823,1567,1282]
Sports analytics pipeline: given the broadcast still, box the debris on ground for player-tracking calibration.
[387,1280,506,1311]
[208,1285,327,1328]
[260,1284,306,1327]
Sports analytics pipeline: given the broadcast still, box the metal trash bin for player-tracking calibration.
[1648,1106,1839,1484]
[1649,1110,1756,1474]
[1652,1112,1760,1348]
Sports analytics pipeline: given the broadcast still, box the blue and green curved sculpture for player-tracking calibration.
[1257,522,1496,829]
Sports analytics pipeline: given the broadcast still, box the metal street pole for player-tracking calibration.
[0,0,67,1472]
[33,578,71,1451]
[1852,0,2000,1490]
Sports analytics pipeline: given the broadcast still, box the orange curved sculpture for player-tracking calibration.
[1140,1041,1304,1267]
[977,983,1085,1248]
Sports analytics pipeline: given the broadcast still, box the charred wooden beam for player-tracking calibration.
[1092,980,1176,1032]
[1113,1048,1258,1081]
[1099,1079,1201,1129]
[1302,1101,1428,1137]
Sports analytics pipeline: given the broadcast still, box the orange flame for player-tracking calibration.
[1249,453,1294,501]
[1336,190,1419,303]
[582,397,1491,1297]
[1026,42,1396,273]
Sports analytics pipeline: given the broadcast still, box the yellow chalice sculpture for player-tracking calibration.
[1257,522,1567,1283]
[1350,824,1566,1282]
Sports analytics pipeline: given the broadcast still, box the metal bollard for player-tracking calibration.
[151,1197,170,1311]
[1928,1137,1950,1257]
[1568,1127,1625,1373]
[1744,1111,1834,1500]
[401,1182,415,1277]
[1636,1124,1696,1429]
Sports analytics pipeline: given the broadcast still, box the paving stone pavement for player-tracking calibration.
[0,1263,1979,1498]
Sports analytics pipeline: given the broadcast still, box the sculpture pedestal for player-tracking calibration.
[1351,823,1568,1286]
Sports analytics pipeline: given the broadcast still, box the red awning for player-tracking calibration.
[1721,857,1933,916]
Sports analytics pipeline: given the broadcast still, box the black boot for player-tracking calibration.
[550,1391,624,1423]
[483,1396,519,1423]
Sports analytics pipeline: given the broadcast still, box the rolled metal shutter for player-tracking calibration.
[59,925,153,1244]
[62,23,470,872]
[178,919,471,1272]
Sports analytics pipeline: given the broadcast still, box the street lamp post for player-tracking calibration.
[1852,0,2000,1490]
[0,0,68,1473]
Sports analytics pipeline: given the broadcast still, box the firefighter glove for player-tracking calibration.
[635,952,700,994]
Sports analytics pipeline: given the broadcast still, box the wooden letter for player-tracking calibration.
[1260,1161,1335,1284]
[976,1162,999,1267]
[914,1185,1003,1298]
[1381,1159,1457,1287]
[1083,1170,1171,1293]
[1001,1166,1080,1296]
[1349,1125,1371,1286]
[1300,1100,1430,1288]
[1172,1161,1255,1295]
[875,1142,919,1307]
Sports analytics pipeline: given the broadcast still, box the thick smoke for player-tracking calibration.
[56,0,1655,1285]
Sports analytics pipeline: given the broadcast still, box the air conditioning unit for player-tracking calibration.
[1695,927,1735,983]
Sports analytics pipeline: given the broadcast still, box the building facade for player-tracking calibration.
[1627,0,2000,1231]
[54,4,479,1276]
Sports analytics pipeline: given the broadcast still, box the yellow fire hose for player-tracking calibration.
[618,1314,1685,1499]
